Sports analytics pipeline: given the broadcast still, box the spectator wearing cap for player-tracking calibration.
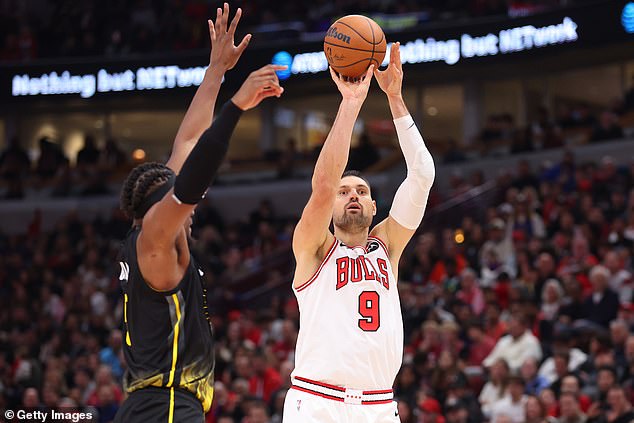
[491,376,529,423]
[419,397,445,423]
[483,313,542,373]
[480,218,516,287]
[521,357,549,396]
[558,392,587,423]
[579,265,620,329]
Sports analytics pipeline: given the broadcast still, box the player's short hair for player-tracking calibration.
[120,162,175,220]
[341,169,371,188]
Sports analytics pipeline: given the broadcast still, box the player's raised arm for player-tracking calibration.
[166,3,251,173]
[370,42,435,264]
[292,66,373,287]
[136,66,284,291]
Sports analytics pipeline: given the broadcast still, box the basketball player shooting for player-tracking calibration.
[114,4,285,422]
[283,42,435,423]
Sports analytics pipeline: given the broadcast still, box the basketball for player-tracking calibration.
[323,15,387,79]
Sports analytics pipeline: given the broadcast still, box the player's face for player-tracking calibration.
[333,176,376,232]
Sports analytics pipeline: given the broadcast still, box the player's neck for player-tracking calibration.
[334,228,369,248]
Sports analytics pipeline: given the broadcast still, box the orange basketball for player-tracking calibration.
[323,15,387,79]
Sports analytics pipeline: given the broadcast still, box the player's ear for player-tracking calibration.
[372,200,377,216]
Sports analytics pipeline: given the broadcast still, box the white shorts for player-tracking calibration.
[282,387,400,423]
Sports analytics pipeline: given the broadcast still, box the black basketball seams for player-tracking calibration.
[336,20,383,45]
[367,17,376,68]
[324,40,386,54]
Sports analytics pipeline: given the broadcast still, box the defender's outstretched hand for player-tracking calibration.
[330,65,374,104]
[374,42,403,98]
[209,3,251,71]
[232,64,286,110]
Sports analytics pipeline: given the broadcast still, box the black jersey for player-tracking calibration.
[118,227,215,412]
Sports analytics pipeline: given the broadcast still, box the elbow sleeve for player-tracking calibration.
[389,114,436,230]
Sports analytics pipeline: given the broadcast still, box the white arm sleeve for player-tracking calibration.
[389,115,435,230]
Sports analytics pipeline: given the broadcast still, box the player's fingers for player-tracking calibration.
[222,2,229,31]
[208,20,216,42]
[214,7,222,34]
[228,7,242,36]
[236,34,251,53]
[395,42,402,70]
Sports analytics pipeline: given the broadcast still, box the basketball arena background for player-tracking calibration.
[1,0,634,422]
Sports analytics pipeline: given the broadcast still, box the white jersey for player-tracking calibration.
[291,236,403,390]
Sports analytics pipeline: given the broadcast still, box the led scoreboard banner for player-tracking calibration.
[1,0,633,102]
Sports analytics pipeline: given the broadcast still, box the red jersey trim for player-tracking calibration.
[291,386,344,402]
[295,238,338,292]
[294,376,345,392]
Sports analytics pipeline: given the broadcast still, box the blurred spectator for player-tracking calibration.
[521,357,549,396]
[35,137,68,179]
[347,133,379,171]
[490,376,528,423]
[419,397,445,423]
[480,359,511,418]
[276,138,300,179]
[483,313,542,372]
[480,216,516,286]
[579,266,619,329]
[590,112,624,143]
[558,392,587,423]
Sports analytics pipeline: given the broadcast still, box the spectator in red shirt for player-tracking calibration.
[248,349,281,402]
[467,321,496,366]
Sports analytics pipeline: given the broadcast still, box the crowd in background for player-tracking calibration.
[443,83,634,163]
[3,79,634,200]
[1,147,634,423]
[0,0,583,61]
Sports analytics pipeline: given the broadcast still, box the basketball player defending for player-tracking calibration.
[114,5,285,422]
[283,42,435,422]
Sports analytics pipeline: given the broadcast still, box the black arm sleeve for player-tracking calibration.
[173,100,243,204]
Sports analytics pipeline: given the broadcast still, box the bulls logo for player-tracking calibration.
[336,256,389,290]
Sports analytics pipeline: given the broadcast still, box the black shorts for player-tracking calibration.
[114,387,204,423]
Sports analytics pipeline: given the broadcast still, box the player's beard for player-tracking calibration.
[333,209,372,233]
